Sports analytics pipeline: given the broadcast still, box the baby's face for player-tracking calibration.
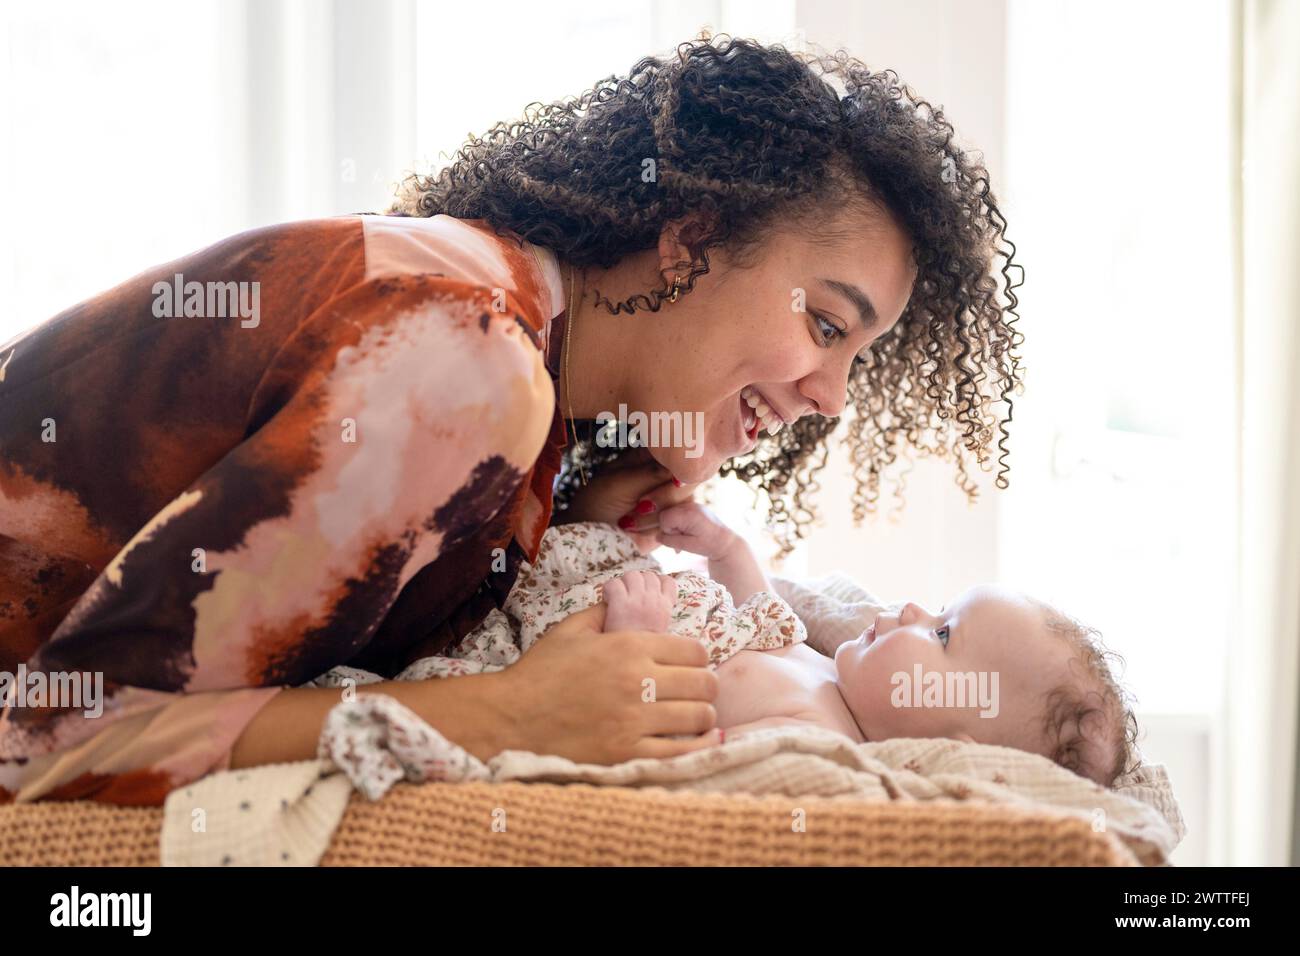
[834,584,1076,756]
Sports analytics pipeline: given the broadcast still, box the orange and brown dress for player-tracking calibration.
[0,213,569,804]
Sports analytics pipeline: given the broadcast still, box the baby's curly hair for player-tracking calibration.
[392,32,1025,554]
[1036,607,1141,788]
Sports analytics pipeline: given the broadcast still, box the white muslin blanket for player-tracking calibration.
[161,696,1183,866]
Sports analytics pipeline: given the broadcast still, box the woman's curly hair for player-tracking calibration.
[391,32,1025,554]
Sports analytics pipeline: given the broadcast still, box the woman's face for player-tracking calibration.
[617,205,917,483]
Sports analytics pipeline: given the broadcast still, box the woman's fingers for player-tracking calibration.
[617,477,699,537]
[647,662,720,702]
[499,619,726,765]
[637,630,710,668]
[546,603,606,637]
[641,477,698,512]
[559,447,673,527]
[625,528,663,555]
[637,700,717,737]
[633,729,725,760]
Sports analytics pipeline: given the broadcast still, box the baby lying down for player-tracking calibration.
[319,505,1137,789]
[614,502,1139,789]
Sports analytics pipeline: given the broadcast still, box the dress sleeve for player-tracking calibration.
[0,274,556,804]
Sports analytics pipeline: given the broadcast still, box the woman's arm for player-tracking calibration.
[228,672,509,767]
[232,603,724,769]
[0,274,719,805]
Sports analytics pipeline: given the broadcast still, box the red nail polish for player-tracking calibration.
[672,477,683,487]
[718,728,726,744]
[618,515,635,529]
[635,499,655,514]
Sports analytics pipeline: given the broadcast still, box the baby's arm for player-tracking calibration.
[657,502,769,604]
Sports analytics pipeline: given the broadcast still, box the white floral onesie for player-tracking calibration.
[309,521,806,798]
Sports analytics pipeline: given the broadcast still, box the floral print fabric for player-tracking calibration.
[312,521,806,796]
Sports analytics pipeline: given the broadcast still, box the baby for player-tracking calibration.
[316,502,1136,789]
[606,501,1139,789]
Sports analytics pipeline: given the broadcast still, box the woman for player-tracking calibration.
[0,37,1022,804]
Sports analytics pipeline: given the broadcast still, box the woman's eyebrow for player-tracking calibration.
[818,277,879,330]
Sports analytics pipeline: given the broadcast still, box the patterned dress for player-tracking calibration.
[318,520,806,683]
[0,213,569,804]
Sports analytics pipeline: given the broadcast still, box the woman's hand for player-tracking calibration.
[556,447,698,553]
[483,605,722,763]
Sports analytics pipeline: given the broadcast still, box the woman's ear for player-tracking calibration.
[657,212,717,279]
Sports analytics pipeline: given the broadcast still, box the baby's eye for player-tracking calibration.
[934,625,950,648]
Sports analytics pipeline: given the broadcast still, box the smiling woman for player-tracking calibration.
[527,198,916,489]
[0,34,1021,806]
[395,35,1025,552]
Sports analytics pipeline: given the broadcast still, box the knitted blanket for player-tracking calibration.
[157,707,1183,867]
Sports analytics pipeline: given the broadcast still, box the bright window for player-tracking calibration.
[999,0,1235,715]
[0,1,248,343]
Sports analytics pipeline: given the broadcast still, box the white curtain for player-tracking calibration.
[244,0,415,225]
[1225,0,1300,866]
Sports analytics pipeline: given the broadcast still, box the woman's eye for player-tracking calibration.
[935,625,950,647]
[810,312,844,346]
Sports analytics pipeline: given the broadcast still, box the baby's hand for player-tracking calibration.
[657,501,738,560]
[602,570,678,634]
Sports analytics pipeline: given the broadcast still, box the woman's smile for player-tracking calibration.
[735,391,759,453]
[733,385,788,455]
[741,385,786,435]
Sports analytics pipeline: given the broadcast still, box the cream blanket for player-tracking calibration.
[161,706,1183,866]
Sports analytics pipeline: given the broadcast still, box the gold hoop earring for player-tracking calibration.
[668,275,681,303]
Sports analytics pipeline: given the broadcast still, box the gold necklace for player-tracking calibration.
[525,241,587,486]
[564,263,587,485]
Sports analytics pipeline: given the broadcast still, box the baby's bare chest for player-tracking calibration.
[713,643,834,725]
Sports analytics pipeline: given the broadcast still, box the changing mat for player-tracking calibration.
[161,692,1184,867]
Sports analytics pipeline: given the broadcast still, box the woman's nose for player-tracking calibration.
[799,368,850,419]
